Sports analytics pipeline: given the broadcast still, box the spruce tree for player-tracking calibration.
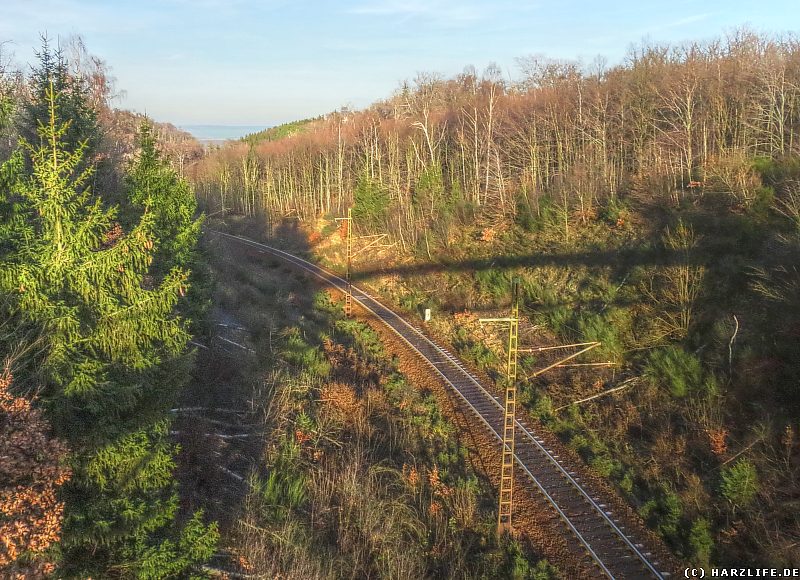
[125,121,202,275]
[125,121,209,334]
[21,38,100,155]
[0,69,16,157]
[0,84,217,577]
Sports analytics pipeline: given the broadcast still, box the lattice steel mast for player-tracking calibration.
[480,278,520,535]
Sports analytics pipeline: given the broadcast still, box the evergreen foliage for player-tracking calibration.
[640,486,683,540]
[645,346,705,398]
[352,172,390,229]
[241,117,316,144]
[125,122,202,275]
[21,38,100,155]
[499,539,557,580]
[689,518,714,565]
[1,86,187,404]
[0,81,217,576]
[720,459,759,509]
[0,73,15,149]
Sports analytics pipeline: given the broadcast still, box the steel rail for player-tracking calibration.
[209,229,668,579]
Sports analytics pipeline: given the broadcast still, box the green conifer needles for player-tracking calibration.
[0,78,217,576]
[2,85,188,399]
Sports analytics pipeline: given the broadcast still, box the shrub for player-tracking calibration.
[752,155,800,186]
[398,289,425,313]
[570,433,592,457]
[466,342,500,370]
[645,346,704,397]
[282,327,331,377]
[599,197,629,226]
[515,197,537,231]
[589,454,618,478]
[353,172,390,228]
[474,268,511,300]
[516,194,558,233]
[416,165,445,202]
[542,305,572,336]
[720,459,759,508]
[577,310,625,363]
[689,517,714,566]
[320,219,338,237]
[531,393,554,420]
[640,486,683,539]
[619,470,635,494]
[452,328,500,371]
[750,185,775,219]
[498,540,557,580]
[335,318,385,360]
[531,559,559,580]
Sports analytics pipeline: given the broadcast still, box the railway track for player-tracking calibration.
[210,230,672,580]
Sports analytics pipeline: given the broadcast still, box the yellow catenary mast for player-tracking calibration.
[345,207,353,317]
[472,275,613,536]
[480,277,520,535]
[335,207,393,317]
[335,208,353,317]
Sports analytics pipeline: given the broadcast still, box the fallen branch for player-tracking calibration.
[179,415,255,430]
[170,406,245,415]
[218,466,245,482]
[214,433,259,440]
[215,336,256,354]
[169,430,262,440]
[554,378,639,412]
[721,438,763,466]
[729,314,739,374]
[215,323,248,331]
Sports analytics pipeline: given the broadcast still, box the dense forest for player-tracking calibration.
[192,30,800,568]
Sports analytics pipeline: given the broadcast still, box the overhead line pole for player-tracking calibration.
[479,287,612,537]
[335,208,393,318]
[346,207,352,317]
[335,208,353,317]
[480,278,520,536]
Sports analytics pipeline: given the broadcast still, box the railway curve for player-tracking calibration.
[209,229,673,580]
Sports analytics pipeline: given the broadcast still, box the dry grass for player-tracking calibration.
[199,225,543,578]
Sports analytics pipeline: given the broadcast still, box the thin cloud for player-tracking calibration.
[666,13,713,27]
[348,0,486,24]
[639,12,713,35]
[0,0,149,39]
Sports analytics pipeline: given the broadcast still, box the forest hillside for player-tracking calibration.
[192,30,800,568]
[3,26,800,578]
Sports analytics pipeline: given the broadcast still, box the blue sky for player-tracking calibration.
[1,0,798,126]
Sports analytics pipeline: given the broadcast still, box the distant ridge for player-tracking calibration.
[179,124,269,142]
[242,117,318,143]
